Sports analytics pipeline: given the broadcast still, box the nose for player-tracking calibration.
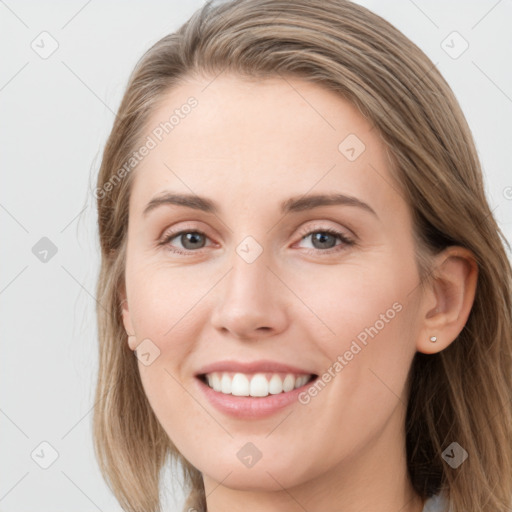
[210,250,289,340]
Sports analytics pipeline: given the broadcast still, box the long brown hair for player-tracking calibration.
[93,1,512,510]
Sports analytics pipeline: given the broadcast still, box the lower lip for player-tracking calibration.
[195,376,317,419]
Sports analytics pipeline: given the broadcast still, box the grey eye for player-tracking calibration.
[308,232,338,250]
[179,232,207,250]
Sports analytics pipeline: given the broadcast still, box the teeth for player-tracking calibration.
[250,374,268,397]
[283,374,295,392]
[221,373,232,394]
[232,373,250,396]
[204,372,312,397]
[269,374,283,394]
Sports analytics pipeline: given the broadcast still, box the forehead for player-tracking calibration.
[129,73,403,218]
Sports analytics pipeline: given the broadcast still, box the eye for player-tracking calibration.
[295,226,355,254]
[159,229,213,255]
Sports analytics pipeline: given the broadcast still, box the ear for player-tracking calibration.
[119,285,138,351]
[416,246,478,354]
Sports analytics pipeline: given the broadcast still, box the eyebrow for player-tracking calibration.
[142,191,378,218]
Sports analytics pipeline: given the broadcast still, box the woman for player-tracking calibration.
[92,1,512,511]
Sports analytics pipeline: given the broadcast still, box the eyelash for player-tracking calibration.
[158,224,355,256]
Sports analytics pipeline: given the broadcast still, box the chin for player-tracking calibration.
[196,452,317,491]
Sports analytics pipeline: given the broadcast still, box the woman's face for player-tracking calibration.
[121,74,427,492]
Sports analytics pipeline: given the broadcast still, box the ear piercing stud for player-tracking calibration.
[430,336,437,343]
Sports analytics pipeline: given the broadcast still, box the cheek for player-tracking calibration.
[291,254,414,344]
[294,253,418,406]
[284,264,417,472]
[126,261,220,404]
[127,258,213,340]
[126,265,206,440]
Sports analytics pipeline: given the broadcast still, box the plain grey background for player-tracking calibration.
[1,1,511,511]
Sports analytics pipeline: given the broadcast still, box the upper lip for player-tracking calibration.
[195,359,317,376]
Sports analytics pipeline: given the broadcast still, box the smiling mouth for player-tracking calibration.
[198,372,318,398]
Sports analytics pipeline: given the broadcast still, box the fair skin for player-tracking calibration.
[120,74,477,512]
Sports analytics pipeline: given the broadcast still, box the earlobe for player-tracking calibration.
[120,290,137,351]
[416,247,478,355]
